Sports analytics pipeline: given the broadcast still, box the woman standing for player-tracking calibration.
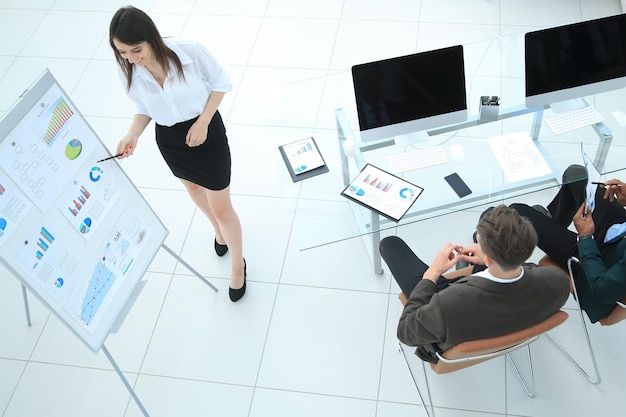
[109,6,246,301]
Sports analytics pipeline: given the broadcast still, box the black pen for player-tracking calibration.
[592,181,623,187]
[96,153,123,163]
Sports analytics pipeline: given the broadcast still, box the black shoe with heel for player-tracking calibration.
[214,238,228,257]
[229,258,246,302]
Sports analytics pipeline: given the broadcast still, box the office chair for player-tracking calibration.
[538,255,626,384]
[397,291,568,417]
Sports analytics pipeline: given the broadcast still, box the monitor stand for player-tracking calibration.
[550,98,585,113]
[393,131,429,146]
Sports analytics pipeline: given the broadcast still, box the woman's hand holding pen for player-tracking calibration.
[600,179,626,205]
[115,133,138,159]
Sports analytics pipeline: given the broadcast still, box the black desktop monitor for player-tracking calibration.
[351,45,468,144]
[525,13,626,109]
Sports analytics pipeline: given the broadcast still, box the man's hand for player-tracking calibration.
[457,243,485,266]
[602,179,626,205]
[423,243,465,282]
[573,202,595,235]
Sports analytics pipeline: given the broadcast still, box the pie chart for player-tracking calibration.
[348,185,365,196]
[399,188,415,199]
[90,166,103,182]
[65,139,82,160]
[79,217,92,234]
[0,218,6,238]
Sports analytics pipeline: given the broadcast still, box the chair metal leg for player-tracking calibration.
[544,257,602,384]
[544,325,601,384]
[398,342,436,417]
[506,346,536,398]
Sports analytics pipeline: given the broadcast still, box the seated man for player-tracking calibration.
[511,164,626,323]
[380,204,570,363]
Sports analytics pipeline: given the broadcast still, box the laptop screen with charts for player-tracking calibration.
[341,163,424,222]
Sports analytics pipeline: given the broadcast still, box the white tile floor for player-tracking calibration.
[2,1,626,416]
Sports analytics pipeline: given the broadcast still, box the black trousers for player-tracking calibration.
[511,178,626,269]
[379,236,483,297]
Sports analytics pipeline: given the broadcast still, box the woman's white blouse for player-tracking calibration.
[121,38,232,127]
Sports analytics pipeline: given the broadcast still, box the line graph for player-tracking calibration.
[80,260,116,325]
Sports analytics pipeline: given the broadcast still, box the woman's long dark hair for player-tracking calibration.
[109,6,184,91]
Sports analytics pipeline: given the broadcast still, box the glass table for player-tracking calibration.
[251,32,626,273]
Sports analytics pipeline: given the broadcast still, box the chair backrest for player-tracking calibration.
[398,292,569,373]
[538,255,626,326]
[398,292,409,306]
[431,310,569,374]
[537,255,575,293]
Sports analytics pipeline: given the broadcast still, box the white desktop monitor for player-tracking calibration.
[525,13,626,110]
[351,45,468,144]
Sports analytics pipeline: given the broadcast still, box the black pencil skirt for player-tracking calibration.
[155,111,231,191]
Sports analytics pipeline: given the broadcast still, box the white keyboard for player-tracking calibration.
[544,106,604,135]
[387,146,448,174]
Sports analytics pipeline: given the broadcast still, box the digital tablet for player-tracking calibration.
[341,163,424,222]
[278,137,329,182]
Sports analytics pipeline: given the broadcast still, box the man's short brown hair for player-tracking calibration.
[476,205,538,270]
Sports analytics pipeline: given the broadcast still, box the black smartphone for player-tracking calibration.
[444,173,472,198]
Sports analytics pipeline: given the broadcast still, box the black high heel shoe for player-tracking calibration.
[229,258,246,302]
[214,238,228,257]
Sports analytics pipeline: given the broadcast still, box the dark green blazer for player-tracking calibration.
[576,231,626,322]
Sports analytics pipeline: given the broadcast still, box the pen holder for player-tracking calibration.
[479,96,500,123]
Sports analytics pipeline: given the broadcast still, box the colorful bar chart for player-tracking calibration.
[40,226,54,244]
[362,174,391,192]
[36,237,49,252]
[33,226,54,266]
[42,97,74,145]
[295,142,313,154]
[67,185,91,217]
